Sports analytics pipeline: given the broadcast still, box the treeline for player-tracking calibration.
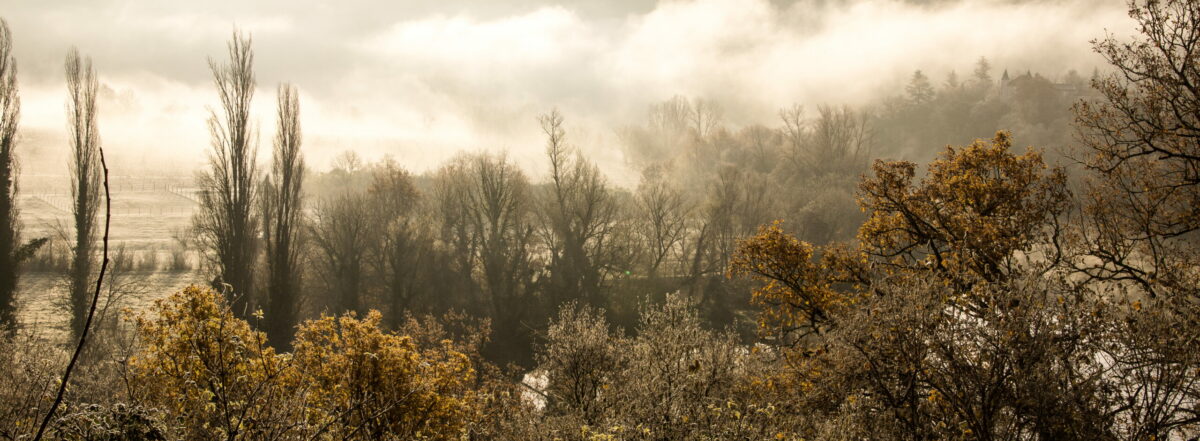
[4,0,1200,439]
[287,54,1090,367]
[0,17,1087,363]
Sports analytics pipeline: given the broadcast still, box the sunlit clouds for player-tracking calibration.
[5,0,1130,177]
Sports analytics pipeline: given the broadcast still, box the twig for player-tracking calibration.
[33,144,110,440]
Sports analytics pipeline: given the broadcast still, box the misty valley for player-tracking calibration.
[1,0,1199,440]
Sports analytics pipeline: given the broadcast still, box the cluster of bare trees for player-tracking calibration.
[189,31,307,347]
[296,98,855,361]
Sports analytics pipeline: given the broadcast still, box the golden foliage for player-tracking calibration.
[857,131,1068,285]
[127,285,478,440]
[731,132,1068,344]
[729,221,859,343]
[128,285,297,439]
[292,310,477,440]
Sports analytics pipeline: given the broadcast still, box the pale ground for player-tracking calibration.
[15,175,208,344]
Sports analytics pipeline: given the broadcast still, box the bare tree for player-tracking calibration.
[532,294,752,439]
[538,110,620,308]
[195,30,259,317]
[435,152,536,362]
[688,97,723,138]
[261,83,303,347]
[634,169,690,278]
[702,166,744,273]
[739,124,780,174]
[64,48,102,341]
[1073,0,1200,299]
[1072,2,1200,435]
[809,105,871,175]
[646,96,692,161]
[311,191,371,316]
[365,161,428,327]
[0,19,43,332]
[780,104,872,177]
[432,160,478,295]
[779,104,805,174]
[33,110,111,441]
[469,153,536,335]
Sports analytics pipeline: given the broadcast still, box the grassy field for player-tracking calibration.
[15,174,207,343]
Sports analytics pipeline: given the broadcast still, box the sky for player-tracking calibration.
[2,0,1132,181]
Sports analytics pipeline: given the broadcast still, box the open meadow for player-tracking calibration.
[15,174,206,343]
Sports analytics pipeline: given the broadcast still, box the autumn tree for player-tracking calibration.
[857,131,1069,293]
[195,30,259,317]
[64,48,102,341]
[729,221,857,346]
[729,133,1113,439]
[735,132,1069,337]
[261,83,304,347]
[127,285,480,440]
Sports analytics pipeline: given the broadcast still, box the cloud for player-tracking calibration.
[365,7,588,67]
[3,0,1132,178]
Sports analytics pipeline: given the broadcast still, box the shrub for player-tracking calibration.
[49,403,167,441]
[127,285,302,440]
[292,310,478,440]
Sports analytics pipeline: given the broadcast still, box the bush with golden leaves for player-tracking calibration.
[128,285,300,440]
[127,285,479,440]
[291,310,477,440]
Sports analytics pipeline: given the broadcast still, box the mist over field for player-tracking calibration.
[7,1,1200,440]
